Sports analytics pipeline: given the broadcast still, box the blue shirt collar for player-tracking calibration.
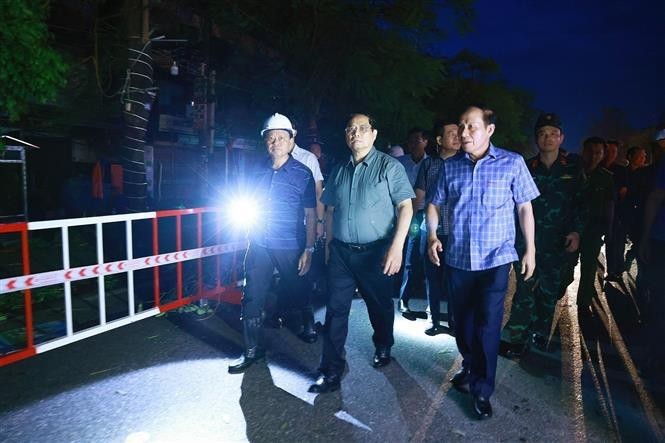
[463,142,499,162]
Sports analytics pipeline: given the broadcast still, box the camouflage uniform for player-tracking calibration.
[577,166,615,308]
[502,153,586,345]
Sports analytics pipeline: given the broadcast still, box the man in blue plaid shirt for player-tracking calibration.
[426,105,539,419]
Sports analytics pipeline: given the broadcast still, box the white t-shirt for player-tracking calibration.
[292,144,324,182]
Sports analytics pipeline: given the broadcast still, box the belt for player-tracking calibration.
[332,238,387,251]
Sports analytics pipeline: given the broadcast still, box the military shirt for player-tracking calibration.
[321,147,415,244]
[521,153,586,254]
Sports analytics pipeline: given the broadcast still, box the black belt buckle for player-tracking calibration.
[348,243,364,251]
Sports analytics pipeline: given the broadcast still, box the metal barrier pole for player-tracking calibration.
[152,217,160,308]
[20,228,34,348]
[176,214,183,300]
[126,220,135,316]
[96,223,106,325]
[61,226,74,336]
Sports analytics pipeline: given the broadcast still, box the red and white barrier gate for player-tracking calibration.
[0,208,247,367]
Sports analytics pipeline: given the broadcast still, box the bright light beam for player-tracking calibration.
[227,196,260,230]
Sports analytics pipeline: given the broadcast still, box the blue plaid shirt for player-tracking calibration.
[431,143,540,271]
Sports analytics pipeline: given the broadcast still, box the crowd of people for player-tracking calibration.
[226,108,665,420]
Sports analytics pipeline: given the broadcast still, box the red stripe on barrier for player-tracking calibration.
[0,222,28,234]
[0,348,37,368]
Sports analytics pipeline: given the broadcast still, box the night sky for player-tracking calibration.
[436,0,665,151]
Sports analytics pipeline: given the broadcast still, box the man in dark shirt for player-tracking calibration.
[604,140,628,280]
[413,118,460,335]
[308,113,414,394]
[228,114,317,374]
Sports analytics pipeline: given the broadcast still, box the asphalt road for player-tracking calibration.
[1,286,663,443]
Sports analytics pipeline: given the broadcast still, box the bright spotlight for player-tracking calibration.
[228,196,260,229]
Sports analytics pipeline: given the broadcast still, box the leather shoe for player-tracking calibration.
[424,324,448,336]
[308,374,341,394]
[499,340,529,359]
[450,367,470,393]
[228,348,265,374]
[398,300,418,321]
[263,314,283,329]
[372,346,392,368]
[473,395,492,419]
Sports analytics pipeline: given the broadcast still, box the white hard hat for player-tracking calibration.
[261,113,295,137]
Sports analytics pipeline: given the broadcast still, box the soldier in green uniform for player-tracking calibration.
[500,113,586,358]
[577,137,615,313]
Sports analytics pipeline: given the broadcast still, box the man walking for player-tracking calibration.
[308,113,414,394]
[414,118,460,335]
[426,105,539,419]
[228,113,316,374]
[501,113,585,356]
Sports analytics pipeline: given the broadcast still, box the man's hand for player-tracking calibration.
[427,236,443,266]
[316,223,325,240]
[564,232,580,252]
[298,250,312,276]
[382,244,403,275]
[521,248,536,280]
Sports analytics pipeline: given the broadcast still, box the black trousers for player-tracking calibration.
[320,239,395,377]
[447,263,511,398]
[242,244,310,320]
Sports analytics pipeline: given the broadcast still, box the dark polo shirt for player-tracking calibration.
[250,155,316,250]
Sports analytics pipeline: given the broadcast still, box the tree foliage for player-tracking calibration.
[428,51,534,154]
[0,0,68,121]
[210,0,473,147]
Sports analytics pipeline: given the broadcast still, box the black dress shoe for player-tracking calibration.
[263,315,283,329]
[450,367,470,393]
[499,340,529,359]
[424,324,447,336]
[372,346,392,368]
[398,300,418,321]
[472,395,492,419]
[228,348,266,374]
[308,374,341,393]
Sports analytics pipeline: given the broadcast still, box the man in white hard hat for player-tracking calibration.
[228,113,317,373]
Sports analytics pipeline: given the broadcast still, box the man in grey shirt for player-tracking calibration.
[308,113,415,394]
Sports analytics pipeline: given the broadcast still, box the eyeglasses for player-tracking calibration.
[345,125,372,135]
[265,134,289,144]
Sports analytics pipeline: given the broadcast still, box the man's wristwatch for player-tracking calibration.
[316,219,325,224]
[304,246,315,253]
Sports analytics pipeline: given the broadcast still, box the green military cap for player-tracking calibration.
[535,112,563,133]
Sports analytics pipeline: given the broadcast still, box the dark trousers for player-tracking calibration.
[242,245,309,320]
[321,239,395,377]
[447,263,511,398]
[606,218,627,275]
[399,211,425,302]
[424,233,447,324]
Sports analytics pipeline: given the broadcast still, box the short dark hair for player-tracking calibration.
[407,126,428,138]
[463,103,496,126]
[627,145,645,158]
[583,136,606,152]
[606,139,619,146]
[433,118,459,137]
[347,113,376,129]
